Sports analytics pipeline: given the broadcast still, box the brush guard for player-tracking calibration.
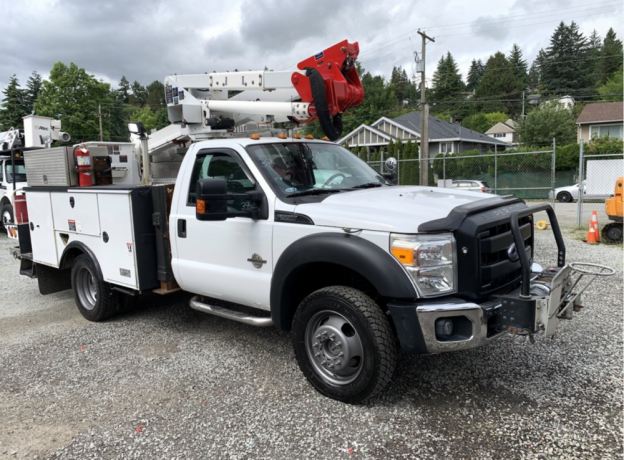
[495,204,615,340]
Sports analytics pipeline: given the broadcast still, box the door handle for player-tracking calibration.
[177,219,186,238]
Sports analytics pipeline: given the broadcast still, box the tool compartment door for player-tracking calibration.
[26,191,59,266]
[51,191,101,236]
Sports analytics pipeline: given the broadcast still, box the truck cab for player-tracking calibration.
[0,155,28,230]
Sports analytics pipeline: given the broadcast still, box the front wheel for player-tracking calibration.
[292,286,398,404]
[71,255,119,321]
[557,191,573,203]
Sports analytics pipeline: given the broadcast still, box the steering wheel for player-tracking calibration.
[323,173,346,187]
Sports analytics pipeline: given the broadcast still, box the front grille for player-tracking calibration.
[455,203,533,303]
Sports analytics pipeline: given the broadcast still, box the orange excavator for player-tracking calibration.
[602,177,623,244]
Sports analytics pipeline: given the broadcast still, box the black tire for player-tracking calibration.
[602,223,623,244]
[1,203,13,232]
[292,286,398,404]
[557,191,573,203]
[71,254,119,321]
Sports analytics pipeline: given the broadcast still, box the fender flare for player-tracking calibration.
[60,241,104,281]
[270,232,417,330]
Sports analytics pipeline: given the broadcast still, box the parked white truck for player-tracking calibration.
[9,41,613,403]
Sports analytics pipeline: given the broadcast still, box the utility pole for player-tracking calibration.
[417,30,435,186]
[97,104,104,141]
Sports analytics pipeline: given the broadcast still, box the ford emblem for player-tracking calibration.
[507,243,519,262]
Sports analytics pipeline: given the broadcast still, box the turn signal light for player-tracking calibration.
[322,136,329,141]
[278,133,287,139]
[196,199,206,214]
[293,134,301,139]
[305,134,314,139]
[391,246,414,265]
[250,134,260,140]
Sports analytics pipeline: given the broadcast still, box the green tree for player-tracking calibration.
[430,52,465,117]
[34,62,112,141]
[390,66,416,106]
[118,76,131,103]
[129,80,148,107]
[595,28,623,85]
[461,113,489,133]
[358,146,367,161]
[474,52,519,116]
[516,102,576,146]
[508,44,528,89]
[129,106,158,132]
[24,71,43,115]
[597,66,624,101]
[485,112,509,127]
[146,80,165,111]
[155,107,170,130]
[108,89,130,141]
[466,59,485,92]
[541,21,591,94]
[528,49,547,88]
[0,75,27,129]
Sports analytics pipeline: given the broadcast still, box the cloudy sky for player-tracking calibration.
[1,0,622,93]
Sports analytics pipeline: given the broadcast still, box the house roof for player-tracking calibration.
[485,120,517,135]
[576,102,624,125]
[336,123,394,146]
[389,111,508,145]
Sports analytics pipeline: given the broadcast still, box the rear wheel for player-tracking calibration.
[292,286,398,404]
[71,255,119,321]
[557,191,573,203]
[1,204,13,232]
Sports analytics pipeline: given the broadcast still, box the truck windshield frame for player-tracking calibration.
[245,142,390,200]
[5,160,26,183]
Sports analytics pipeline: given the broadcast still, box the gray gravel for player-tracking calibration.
[0,218,622,459]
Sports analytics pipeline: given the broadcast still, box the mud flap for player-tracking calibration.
[37,263,72,295]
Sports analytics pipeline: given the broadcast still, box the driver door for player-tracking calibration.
[172,148,273,310]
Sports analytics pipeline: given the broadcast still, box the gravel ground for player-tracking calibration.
[0,218,622,459]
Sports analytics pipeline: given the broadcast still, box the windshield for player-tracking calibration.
[246,142,390,198]
[6,161,26,182]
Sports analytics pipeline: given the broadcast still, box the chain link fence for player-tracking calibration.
[364,140,623,228]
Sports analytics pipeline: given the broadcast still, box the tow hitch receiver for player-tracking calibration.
[495,204,615,340]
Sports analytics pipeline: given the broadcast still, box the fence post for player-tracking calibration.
[494,150,498,195]
[381,150,384,175]
[577,139,584,227]
[551,138,556,208]
[397,149,400,185]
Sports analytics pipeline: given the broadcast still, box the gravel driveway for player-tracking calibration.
[0,218,622,459]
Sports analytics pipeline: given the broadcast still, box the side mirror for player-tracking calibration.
[382,156,397,183]
[196,178,262,221]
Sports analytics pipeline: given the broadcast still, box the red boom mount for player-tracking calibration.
[291,40,364,140]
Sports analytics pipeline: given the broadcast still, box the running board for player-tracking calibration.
[189,296,274,327]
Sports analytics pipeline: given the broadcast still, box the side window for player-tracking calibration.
[0,162,3,183]
[187,152,254,206]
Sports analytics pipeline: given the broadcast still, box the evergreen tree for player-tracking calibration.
[129,80,148,107]
[359,146,367,161]
[597,65,624,101]
[528,49,547,88]
[541,21,591,94]
[0,75,27,130]
[390,66,415,106]
[596,28,623,85]
[508,44,528,89]
[431,52,465,103]
[108,89,130,141]
[34,62,112,141]
[466,59,485,92]
[146,80,165,111]
[24,71,42,115]
[118,76,131,103]
[474,52,519,116]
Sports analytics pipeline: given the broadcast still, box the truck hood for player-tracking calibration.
[294,186,493,233]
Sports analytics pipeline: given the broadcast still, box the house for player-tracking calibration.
[337,111,508,159]
[576,102,623,143]
[485,119,518,145]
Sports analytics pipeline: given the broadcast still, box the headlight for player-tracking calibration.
[390,233,457,297]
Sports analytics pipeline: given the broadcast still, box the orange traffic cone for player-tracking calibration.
[586,224,598,244]
[591,210,600,242]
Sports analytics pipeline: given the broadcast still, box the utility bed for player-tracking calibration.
[22,184,176,293]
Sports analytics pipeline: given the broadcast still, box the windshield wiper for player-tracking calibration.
[286,189,343,198]
[349,182,384,189]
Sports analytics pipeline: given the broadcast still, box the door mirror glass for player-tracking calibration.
[196,178,263,221]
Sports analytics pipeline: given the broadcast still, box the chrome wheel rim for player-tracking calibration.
[1,210,10,225]
[76,266,97,311]
[305,310,364,385]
